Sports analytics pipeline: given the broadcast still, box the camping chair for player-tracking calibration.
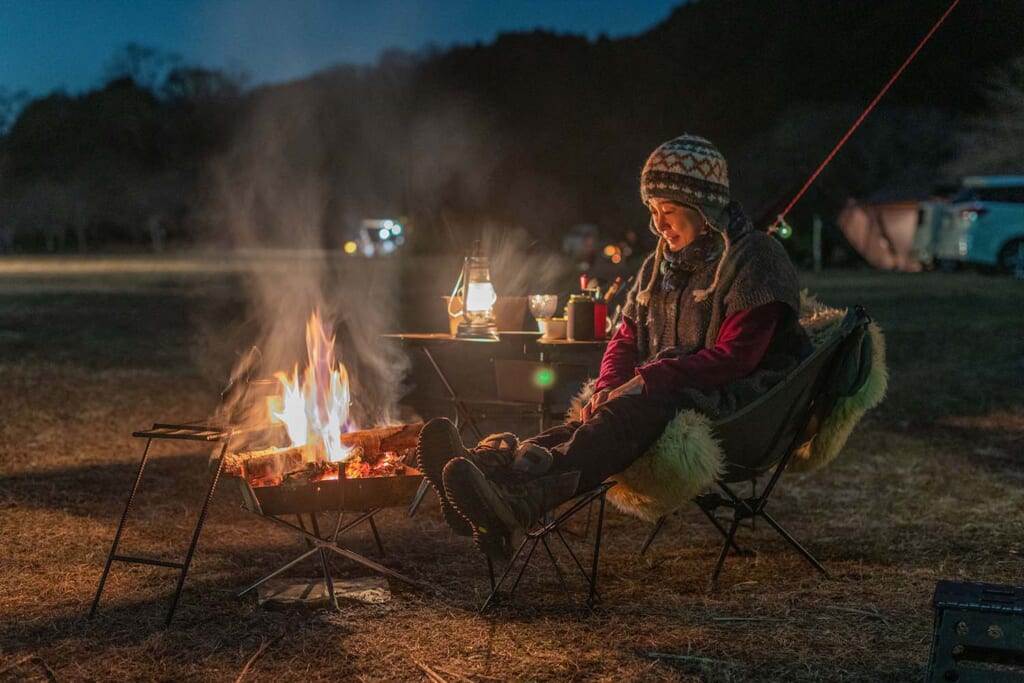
[638,306,876,588]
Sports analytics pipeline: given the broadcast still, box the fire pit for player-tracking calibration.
[224,422,429,605]
[217,312,433,604]
[225,423,425,516]
[240,467,424,516]
[92,310,431,622]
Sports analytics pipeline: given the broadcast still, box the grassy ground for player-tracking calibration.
[1,256,1021,682]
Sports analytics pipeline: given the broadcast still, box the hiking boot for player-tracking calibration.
[475,432,520,471]
[442,456,581,561]
[416,419,518,536]
[509,442,553,476]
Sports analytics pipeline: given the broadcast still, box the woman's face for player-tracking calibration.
[648,198,706,252]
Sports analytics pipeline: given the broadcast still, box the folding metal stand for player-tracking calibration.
[90,423,232,626]
[236,507,427,608]
[480,482,614,612]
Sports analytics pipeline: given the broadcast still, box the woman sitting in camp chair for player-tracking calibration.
[417,133,814,561]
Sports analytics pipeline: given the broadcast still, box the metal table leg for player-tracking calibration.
[420,346,483,440]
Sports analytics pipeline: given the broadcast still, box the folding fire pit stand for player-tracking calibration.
[480,482,614,612]
[233,474,430,607]
[90,423,232,626]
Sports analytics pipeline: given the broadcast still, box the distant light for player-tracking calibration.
[383,219,394,228]
[532,367,555,389]
[611,254,622,264]
[378,228,391,240]
[343,241,358,254]
[390,223,403,235]
[603,244,616,257]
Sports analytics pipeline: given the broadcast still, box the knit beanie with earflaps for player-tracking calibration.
[637,134,753,306]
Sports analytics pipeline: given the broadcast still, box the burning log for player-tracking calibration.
[223,422,423,480]
[339,422,423,457]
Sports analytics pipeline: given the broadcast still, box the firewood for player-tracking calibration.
[222,422,423,478]
[340,422,423,455]
[222,444,307,478]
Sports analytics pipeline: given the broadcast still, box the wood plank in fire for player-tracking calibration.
[222,422,423,477]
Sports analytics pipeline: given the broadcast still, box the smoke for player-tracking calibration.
[193,66,576,434]
[478,221,571,298]
[197,80,414,431]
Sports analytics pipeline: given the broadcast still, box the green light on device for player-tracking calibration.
[532,367,556,389]
[778,221,793,239]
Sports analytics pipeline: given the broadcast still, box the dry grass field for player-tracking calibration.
[1,255,1021,682]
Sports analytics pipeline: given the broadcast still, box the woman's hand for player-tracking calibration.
[582,376,646,422]
[608,375,645,400]
[581,389,611,422]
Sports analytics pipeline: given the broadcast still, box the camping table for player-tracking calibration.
[383,332,607,436]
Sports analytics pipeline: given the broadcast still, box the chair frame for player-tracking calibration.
[480,482,614,612]
[641,307,870,589]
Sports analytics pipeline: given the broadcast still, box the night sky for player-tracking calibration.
[0,0,681,95]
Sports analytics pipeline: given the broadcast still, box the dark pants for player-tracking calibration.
[522,393,681,492]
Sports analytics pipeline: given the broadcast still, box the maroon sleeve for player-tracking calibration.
[594,316,639,392]
[636,302,786,397]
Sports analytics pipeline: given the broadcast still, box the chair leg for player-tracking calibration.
[479,484,612,612]
[710,516,742,591]
[552,527,601,605]
[540,535,571,601]
[640,516,667,556]
[587,490,607,607]
[760,509,828,576]
[698,506,752,557]
[480,536,536,613]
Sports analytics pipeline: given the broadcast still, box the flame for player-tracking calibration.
[267,310,355,462]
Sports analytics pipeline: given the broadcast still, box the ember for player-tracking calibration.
[342,450,404,480]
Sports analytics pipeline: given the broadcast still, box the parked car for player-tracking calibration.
[931,175,1024,273]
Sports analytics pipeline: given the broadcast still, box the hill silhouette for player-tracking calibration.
[0,0,1020,258]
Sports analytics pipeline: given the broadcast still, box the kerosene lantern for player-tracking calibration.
[450,241,499,341]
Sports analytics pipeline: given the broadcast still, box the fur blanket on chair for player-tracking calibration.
[566,293,888,522]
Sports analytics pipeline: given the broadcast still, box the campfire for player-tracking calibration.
[221,310,422,492]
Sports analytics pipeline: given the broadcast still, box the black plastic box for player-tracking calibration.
[927,580,1024,682]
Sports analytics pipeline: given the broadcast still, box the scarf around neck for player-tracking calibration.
[660,232,721,293]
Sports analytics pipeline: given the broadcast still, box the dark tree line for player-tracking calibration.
[0,0,1021,259]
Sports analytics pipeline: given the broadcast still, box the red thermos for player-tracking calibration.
[593,301,607,340]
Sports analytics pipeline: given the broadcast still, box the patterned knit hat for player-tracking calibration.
[640,134,730,229]
[637,134,735,306]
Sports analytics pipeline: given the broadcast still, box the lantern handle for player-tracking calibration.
[447,264,465,318]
